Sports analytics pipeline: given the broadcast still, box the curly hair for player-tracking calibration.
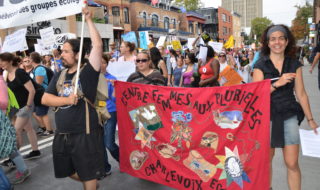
[260,24,296,58]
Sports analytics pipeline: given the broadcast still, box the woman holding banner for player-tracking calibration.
[253,24,318,190]
[127,51,165,86]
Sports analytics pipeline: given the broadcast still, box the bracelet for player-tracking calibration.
[271,83,278,90]
[307,118,314,122]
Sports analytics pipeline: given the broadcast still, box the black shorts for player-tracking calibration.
[52,128,106,181]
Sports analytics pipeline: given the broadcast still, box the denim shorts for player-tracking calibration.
[33,105,49,116]
[271,115,300,146]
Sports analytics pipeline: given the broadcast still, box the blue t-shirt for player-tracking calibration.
[33,66,49,89]
[173,67,183,87]
[104,72,117,112]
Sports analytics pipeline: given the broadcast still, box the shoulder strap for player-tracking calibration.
[56,69,68,96]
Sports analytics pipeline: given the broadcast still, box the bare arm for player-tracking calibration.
[294,67,318,134]
[24,80,35,107]
[83,7,103,72]
[41,92,78,107]
[310,52,320,73]
[199,59,220,87]
[35,75,44,85]
[159,60,168,79]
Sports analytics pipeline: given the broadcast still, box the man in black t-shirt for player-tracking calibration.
[42,8,105,189]
[309,44,320,90]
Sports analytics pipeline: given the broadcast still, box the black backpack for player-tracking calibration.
[33,65,54,85]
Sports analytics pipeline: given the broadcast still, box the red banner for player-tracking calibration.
[116,80,271,190]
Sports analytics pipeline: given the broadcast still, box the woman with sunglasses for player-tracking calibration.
[127,52,165,86]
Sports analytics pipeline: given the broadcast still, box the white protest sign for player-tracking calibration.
[156,36,166,48]
[54,33,77,47]
[1,28,28,53]
[187,38,196,50]
[0,0,83,29]
[107,61,136,81]
[39,27,56,50]
[36,39,51,55]
[208,41,223,53]
[34,44,43,55]
[199,46,208,63]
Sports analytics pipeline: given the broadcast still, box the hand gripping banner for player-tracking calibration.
[116,80,271,190]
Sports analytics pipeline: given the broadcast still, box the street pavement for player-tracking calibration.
[4,63,320,190]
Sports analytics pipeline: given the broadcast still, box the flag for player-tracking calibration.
[116,80,271,190]
[88,0,102,7]
[223,35,234,49]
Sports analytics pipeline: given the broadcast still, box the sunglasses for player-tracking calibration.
[218,55,226,57]
[136,59,148,63]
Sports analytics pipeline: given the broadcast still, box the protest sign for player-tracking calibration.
[39,27,56,50]
[219,65,243,86]
[187,38,196,50]
[122,32,138,46]
[107,61,136,81]
[208,41,223,53]
[1,28,28,53]
[34,44,43,55]
[116,80,271,190]
[54,33,77,48]
[36,39,51,55]
[156,36,166,48]
[172,40,182,50]
[139,31,149,50]
[0,0,82,29]
[198,46,208,63]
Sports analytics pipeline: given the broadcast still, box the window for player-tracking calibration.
[222,13,226,22]
[172,19,176,29]
[189,22,194,33]
[206,15,211,20]
[223,27,227,35]
[164,17,170,29]
[124,8,129,23]
[112,7,120,16]
[152,14,159,27]
[143,12,147,27]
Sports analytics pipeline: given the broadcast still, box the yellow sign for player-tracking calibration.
[172,40,182,50]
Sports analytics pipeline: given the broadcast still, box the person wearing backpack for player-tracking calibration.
[0,53,41,161]
[30,52,54,136]
[41,7,105,189]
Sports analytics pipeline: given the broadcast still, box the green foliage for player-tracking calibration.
[174,0,202,11]
[291,2,313,40]
[251,17,273,41]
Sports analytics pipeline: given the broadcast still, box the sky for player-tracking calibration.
[201,0,311,26]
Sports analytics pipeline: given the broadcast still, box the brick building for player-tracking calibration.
[186,11,206,35]
[218,7,233,43]
[232,12,242,48]
[130,0,192,42]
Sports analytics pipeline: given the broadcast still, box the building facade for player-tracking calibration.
[218,7,233,43]
[221,0,262,28]
[186,11,206,36]
[196,8,219,41]
[130,0,194,42]
[232,12,242,48]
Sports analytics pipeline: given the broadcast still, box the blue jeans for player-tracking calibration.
[103,112,119,171]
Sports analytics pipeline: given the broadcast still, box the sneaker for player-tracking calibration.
[11,169,31,184]
[40,130,54,137]
[23,150,41,160]
[36,127,46,135]
[1,159,16,169]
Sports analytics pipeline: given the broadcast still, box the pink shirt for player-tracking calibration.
[0,76,8,112]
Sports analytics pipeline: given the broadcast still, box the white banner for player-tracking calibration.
[54,33,77,48]
[208,41,223,53]
[39,27,56,50]
[0,0,83,29]
[36,39,51,55]
[1,28,28,53]
[107,61,136,82]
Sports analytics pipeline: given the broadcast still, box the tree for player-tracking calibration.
[291,2,313,40]
[174,0,202,11]
[251,17,272,41]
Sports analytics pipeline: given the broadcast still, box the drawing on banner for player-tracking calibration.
[199,131,219,152]
[183,150,217,182]
[213,110,243,129]
[130,150,149,170]
[55,33,77,48]
[156,143,180,161]
[215,146,251,189]
[170,111,193,149]
[129,104,163,148]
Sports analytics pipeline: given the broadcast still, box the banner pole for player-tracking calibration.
[74,1,87,95]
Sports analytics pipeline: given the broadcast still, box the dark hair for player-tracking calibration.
[30,52,42,64]
[0,68,3,75]
[64,39,87,64]
[186,53,198,64]
[122,41,136,53]
[102,53,110,65]
[207,46,215,58]
[150,47,162,66]
[0,52,21,67]
[260,24,296,58]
